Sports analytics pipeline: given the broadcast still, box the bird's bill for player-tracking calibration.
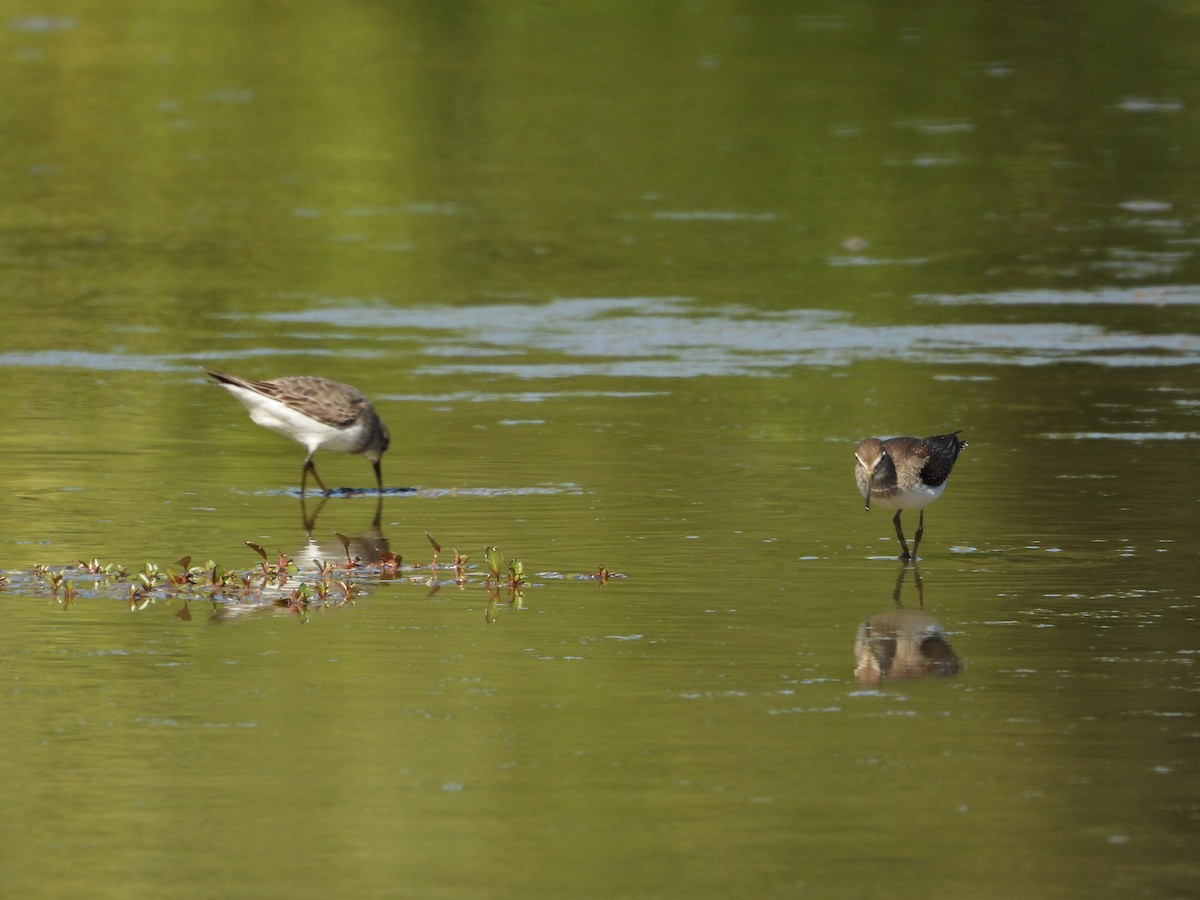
[855,452,874,511]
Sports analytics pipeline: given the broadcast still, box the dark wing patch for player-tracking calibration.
[919,432,967,488]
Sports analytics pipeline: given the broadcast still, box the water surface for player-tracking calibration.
[2,3,1199,898]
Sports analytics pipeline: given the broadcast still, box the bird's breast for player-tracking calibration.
[867,480,946,511]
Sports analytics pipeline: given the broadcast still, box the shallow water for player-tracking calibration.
[3,4,1200,898]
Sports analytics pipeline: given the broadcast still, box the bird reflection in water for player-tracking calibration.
[297,494,391,569]
[209,497,392,623]
[854,564,961,685]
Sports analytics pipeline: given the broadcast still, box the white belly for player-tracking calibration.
[224,385,365,454]
[865,480,946,511]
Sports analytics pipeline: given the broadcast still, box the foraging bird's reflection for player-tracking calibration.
[300,493,383,535]
[208,500,390,624]
[295,496,391,567]
[853,564,961,685]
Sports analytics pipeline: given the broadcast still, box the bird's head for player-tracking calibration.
[854,438,889,511]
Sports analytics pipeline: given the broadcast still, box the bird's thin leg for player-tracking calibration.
[892,510,911,561]
[303,457,330,497]
[373,459,383,496]
[911,509,926,559]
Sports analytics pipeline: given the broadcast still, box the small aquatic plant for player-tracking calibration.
[138,562,163,590]
[333,533,359,568]
[484,546,503,584]
[378,550,400,577]
[508,558,525,588]
[452,549,469,586]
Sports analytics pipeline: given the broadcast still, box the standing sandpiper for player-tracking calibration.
[854,431,967,560]
[205,369,390,496]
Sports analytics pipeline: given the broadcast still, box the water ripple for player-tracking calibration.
[12,296,1195,378]
[246,295,1200,374]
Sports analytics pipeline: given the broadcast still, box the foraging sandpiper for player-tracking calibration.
[206,368,390,496]
[854,431,967,560]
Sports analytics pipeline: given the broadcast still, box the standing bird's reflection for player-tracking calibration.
[854,565,961,684]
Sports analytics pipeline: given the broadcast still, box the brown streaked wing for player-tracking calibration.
[258,376,369,429]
